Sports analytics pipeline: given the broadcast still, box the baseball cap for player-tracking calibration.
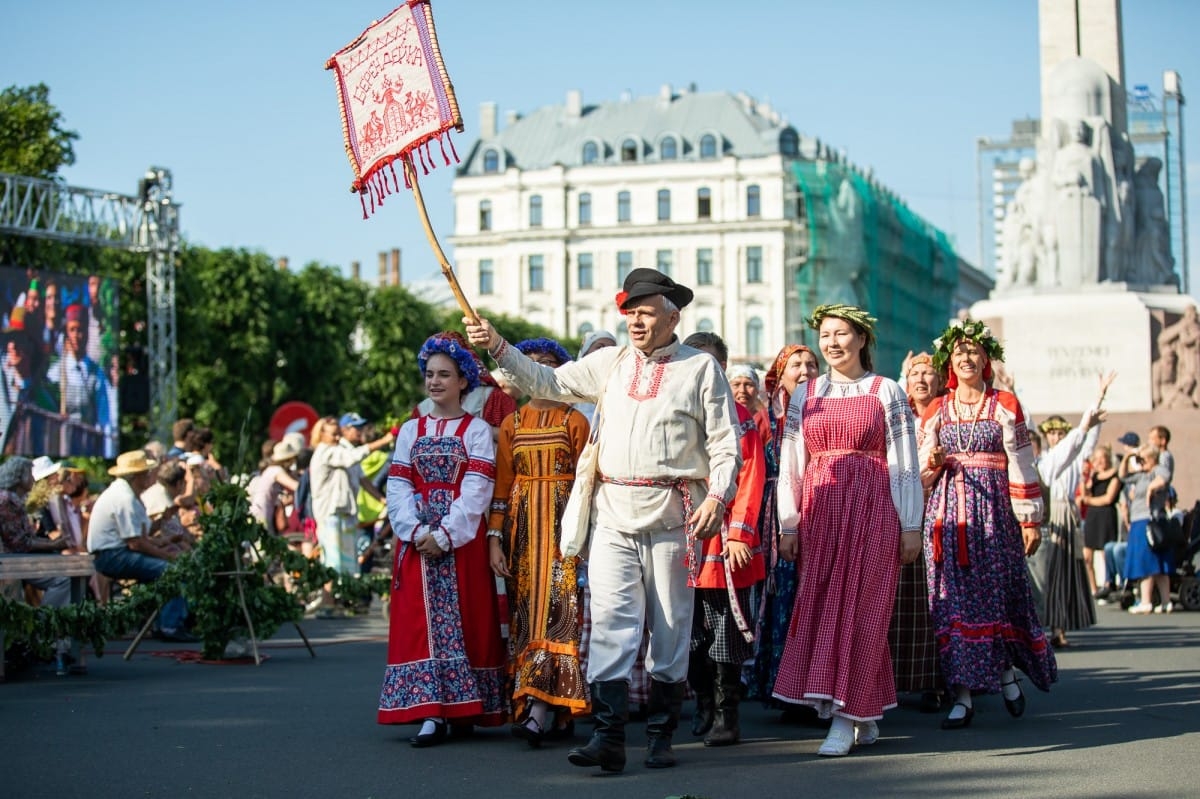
[338,412,368,428]
[1117,432,1140,447]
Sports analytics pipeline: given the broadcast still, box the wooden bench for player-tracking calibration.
[0,553,95,680]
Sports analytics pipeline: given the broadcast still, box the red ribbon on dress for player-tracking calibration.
[932,452,1009,566]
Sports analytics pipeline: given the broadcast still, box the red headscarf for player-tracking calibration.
[764,344,814,412]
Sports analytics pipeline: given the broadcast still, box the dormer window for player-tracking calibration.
[621,138,639,162]
[699,134,718,159]
[582,141,599,164]
[660,136,678,160]
[483,148,500,173]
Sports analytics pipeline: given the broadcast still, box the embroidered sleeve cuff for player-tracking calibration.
[706,492,727,506]
[430,526,451,551]
[780,529,798,536]
[490,339,509,360]
[486,529,503,539]
[1019,522,1041,529]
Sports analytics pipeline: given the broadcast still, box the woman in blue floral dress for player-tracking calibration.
[918,319,1056,729]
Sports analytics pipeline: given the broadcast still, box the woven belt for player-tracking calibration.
[932,451,1009,566]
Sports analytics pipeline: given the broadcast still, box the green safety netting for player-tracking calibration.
[791,160,961,376]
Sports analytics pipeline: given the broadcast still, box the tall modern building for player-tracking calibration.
[451,86,989,369]
[977,70,1187,288]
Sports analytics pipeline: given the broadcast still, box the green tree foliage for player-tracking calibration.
[438,307,582,358]
[0,83,78,178]
[356,284,442,424]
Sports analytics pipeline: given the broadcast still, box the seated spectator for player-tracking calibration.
[0,457,71,604]
[141,462,195,556]
[87,450,196,642]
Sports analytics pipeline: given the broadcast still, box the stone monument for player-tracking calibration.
[972,0,1197,501]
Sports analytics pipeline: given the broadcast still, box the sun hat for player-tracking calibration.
[108,450,159,477]
[31,455,61,482]
[271,439,302,464]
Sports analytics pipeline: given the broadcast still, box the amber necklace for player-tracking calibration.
[954,389,987,455]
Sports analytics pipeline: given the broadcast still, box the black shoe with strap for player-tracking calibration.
[1001,678,1025,718]
[940,702,975,730]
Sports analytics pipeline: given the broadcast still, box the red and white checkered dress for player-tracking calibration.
[772,374,922,721]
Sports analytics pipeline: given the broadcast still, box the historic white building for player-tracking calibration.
[450,85,988,365]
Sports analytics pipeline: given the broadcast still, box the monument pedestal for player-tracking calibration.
[972,286,1200,506]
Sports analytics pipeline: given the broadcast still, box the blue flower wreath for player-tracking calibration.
[515,337,572,366]
[418,333,482,394]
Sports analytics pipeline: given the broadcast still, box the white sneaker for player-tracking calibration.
[1165,602,1178,614]
[1129,603,1153,615]
[817,726,854,757]
[854,720,879,746]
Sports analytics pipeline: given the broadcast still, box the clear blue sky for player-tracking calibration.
[3,0,1197,295]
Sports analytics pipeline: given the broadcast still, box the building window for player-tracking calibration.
[578,321,594,338]
[578,192,592,225]
[617,251,633,283]
[529,194,543,227]
[700,134,718,159]
[697,248,713,285]
[577,252,594,290]
[617,191,631,223]
[657,189,671,221]
[656,249,672,277]
[746,246,763,283]
[616,321,629,345]
[479,259,494,295]
[621,138,639,162]
[660,136,678,160]
[697,318,715,333]
[697,187,712,220]
[780,128,799,156]
[746,317,764,357]
[582,141,599,164]
[528,255,544,292]
[483,149,500,173]
[479,199,492,231]
[747,184,761,217]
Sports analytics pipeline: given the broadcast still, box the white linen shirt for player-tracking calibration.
[495,337,742,532]
[87,477,150,552]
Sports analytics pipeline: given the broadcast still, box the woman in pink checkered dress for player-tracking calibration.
[772,305,924,757]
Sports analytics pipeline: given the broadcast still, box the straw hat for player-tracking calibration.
[108,450,158,477]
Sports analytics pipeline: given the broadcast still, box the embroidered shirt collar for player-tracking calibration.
[635,336,680,362]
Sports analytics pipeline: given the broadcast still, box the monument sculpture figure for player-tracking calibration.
[1132,158,1176,286]
[1001,158,1043,285]
[1155,305,1200,409]
[1049,119,1107,287]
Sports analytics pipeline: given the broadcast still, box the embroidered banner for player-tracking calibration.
[326,0,462,217]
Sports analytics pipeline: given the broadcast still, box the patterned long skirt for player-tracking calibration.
[888,555,941,693]
[1041,500,1096,632]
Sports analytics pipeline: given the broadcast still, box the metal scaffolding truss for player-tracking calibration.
[0,168,179,440]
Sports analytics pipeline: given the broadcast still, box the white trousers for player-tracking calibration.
[585,524,694,684]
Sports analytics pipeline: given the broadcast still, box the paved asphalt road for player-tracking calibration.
[3,602,1198,799]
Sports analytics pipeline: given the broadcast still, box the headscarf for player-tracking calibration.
[579,329,616,358]
[726,364,761,391]
[418,333,482,394]
[764,344,813,399]
[516,337,572,366]
[0,456,32,491]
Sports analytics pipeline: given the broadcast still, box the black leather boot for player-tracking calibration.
[567,680,627,773]
[644,679,685,768]
[704,662,742,746]
[688,652,715,736]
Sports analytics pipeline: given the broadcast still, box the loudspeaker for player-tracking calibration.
[120,345,150,414]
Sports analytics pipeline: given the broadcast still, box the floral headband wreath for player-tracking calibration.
[930,317,1005,377]
[1037,415,1072,435]
[515,337,572,366]
[419,334,482,394]
[807,303,878,349]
